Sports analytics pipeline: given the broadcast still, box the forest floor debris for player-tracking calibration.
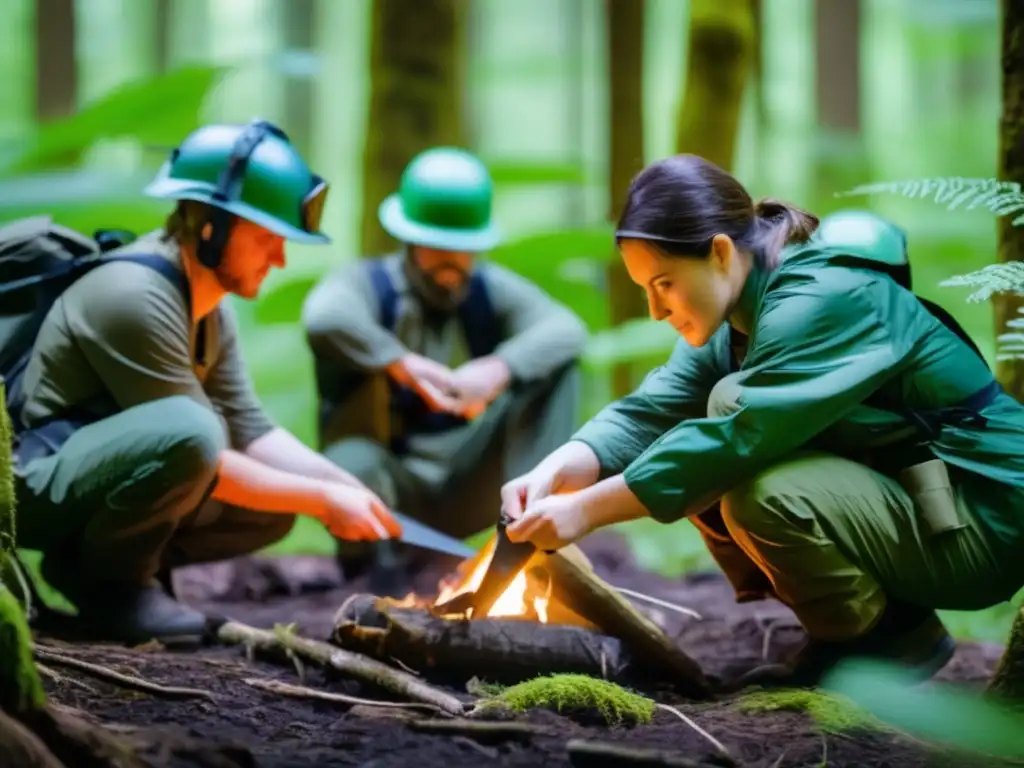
[25,533,1014,768]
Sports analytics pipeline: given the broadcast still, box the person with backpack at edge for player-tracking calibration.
[498,153,1024,689]
[9,119,400,644]
[302,147,588,592]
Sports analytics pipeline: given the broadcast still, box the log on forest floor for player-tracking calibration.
[333,593,661,686]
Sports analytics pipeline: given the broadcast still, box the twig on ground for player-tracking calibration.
[243,677,450,715]
[655,703,734,764]
[406,718,550,745]
[565,739,712,767]
[216,619,466,716]
[612,587,703,620]
[818,734,829,767]
[35,662,100,695]
[33,646,217,702]
[769,749,788,768]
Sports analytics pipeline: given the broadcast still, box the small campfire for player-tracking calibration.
[330,535,710,696]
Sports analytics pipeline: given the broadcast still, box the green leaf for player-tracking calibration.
[487,225,616,330]
[487,159,589,186]
[254,275,320,325]
[822,658,1024,759]
[4,65,228,175]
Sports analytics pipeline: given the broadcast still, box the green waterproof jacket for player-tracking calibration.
[572,231,1024,548]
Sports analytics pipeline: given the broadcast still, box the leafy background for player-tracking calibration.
[0,0,1018,643]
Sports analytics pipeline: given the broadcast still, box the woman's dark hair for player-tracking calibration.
[615,154,818,269]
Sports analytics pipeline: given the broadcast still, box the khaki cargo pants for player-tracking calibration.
[693,450,1024,641]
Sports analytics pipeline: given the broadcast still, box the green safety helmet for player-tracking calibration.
[145,119,331,256]
[814,209,911,288]
[378,147,501,252]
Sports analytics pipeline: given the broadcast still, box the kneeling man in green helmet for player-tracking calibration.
[303,148,588,586]
[12,119,399,643]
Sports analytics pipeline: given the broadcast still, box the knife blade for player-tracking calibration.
[389,509,477,559]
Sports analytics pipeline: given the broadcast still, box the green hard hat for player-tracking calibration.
[378,147,500,252]
[144,120,331,245]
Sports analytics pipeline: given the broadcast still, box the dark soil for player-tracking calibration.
[28,532,1011,768]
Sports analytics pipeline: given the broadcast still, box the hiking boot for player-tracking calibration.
[40,554,207,645]
[734,599,956,690]
[69,580,209,645]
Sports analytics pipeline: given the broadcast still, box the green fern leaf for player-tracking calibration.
[940,261,1024,302]
[837,176,1024,219]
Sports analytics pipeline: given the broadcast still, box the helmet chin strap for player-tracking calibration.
[402,247,470,314]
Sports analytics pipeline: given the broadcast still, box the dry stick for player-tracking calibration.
[35,662,100,695]
[243,677,449,715]
[565,739,711,768]
[33,646,217,703]
[613,587,703,620]
[655,703,734,765]
[216,619,466,716]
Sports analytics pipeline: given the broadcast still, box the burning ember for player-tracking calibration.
[396,535,593,628]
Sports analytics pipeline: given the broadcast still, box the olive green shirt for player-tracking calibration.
[302,253,588,484]
[573,235,1024,549]
[19,230,275,449]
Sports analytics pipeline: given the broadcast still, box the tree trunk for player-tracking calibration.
[813,0,862,209]
[359,0,469,257]
[34,0,77,122]
[604,0,648,398]
[674,0,757,171]
[994,0,1024,400]
[153,0,172,74]
[282,0,316,157]
[989,605,1024,706]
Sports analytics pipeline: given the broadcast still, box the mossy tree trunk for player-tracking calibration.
[994,0,1024,401]
[674,0,757,172]
[988,0,1024,705]
[604,0,647,398]
[359,0,470,257]
[0,384,46,719]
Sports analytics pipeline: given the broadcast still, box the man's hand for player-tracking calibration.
[317,482,402,541]
[450,355,511,417]
[387,353,464,415]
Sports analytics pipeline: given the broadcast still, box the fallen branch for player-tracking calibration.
[613,587,703,621]
[566,739,713,768]
[334,593,642,686]
[215,619,465,716]
[35,663,99,695]
[243,677,449,715]
[406,718,551,745]
[655,704,733,765]
[32,647,216,703]
[0,709,64,768]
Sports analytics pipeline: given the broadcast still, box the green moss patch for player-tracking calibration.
[478,674,655,726]
[736,688,880,734]
[0,585,46,714]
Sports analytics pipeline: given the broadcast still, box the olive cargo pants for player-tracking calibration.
[693,450,1024,641]
[326,364,581,540]
[14,396,295,598]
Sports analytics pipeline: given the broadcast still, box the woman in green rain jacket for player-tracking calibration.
[501,154,1024,687]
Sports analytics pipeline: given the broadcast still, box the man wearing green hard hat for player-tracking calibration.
[303,146,588,590]
[9,119,399,644]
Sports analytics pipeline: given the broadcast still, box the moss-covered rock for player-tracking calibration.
[476,673,655,726]
[989,604,1024,707]
[736,688,879,734]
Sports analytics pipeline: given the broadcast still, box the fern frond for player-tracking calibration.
[939,261,1024,302]
[837,176,1024,224]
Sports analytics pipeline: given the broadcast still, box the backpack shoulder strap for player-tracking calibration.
[365,258,398,332]
[110,253,188,296]
[457,268,500,358]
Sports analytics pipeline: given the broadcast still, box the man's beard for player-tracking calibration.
[403,257,470,313]
[215,264,260,299]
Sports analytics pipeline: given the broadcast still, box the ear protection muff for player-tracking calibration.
[196,118,290,269]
